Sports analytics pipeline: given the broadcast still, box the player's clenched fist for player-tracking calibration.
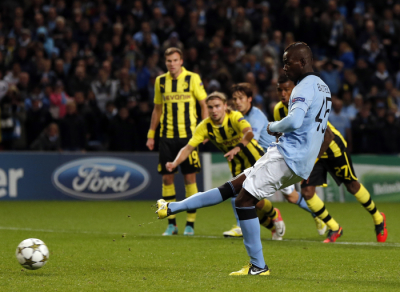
[165,162,176,172]
[267,122,282,142]
[146,138,155,151]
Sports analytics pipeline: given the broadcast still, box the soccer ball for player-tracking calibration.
[15,238,49,270]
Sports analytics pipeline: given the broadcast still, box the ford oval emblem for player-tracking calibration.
[52,157,150,200]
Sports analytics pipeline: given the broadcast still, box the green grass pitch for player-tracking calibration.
[1,200,399,291]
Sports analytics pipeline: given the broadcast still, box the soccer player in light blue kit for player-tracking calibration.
[155,42,332,275]
[223,82,326,239]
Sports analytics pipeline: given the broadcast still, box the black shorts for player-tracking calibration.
[158,137,201,175]
[301,150,358,188]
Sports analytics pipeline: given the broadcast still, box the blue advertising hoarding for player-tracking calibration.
[0,152,205,201]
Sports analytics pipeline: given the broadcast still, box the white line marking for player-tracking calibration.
[1,226,399,247]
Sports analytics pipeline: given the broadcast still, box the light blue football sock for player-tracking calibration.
[296,194,316,217]
[231,196,240,227]
[168,188,224,214]
[236,206,265,269]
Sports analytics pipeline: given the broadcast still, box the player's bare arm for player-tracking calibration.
[166,144,195,172]
[316,126,335,160]
[146,103,163,151]
[198,99,209,120]
[224,127,254,161]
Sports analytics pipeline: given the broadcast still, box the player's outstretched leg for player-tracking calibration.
[230,189,269,276]
[347,182,387,242]
[302,187,342,243]
[156,175,246,219]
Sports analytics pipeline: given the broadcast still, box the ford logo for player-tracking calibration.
[52,157,150,200]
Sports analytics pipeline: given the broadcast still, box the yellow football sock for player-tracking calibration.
[260,199,277,220]
[306,194,340,231]
[162,184,176,220]
[185,183,198,198]
[256,209,275,231]
[354,184,383,225]
[185,183,198,223]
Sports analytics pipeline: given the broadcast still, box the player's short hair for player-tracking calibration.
[284,42,313,60]
[277,74,290,84]
[231,83,253,98]
[164,47,183,59]
[284,41,309,52]
[206,91,227,103]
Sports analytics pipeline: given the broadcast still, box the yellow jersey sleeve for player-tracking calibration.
[232,111,252,134]
[153,76,163,105]
[188,121,207,148]
[192,74,207,101]
[273,105,281,121]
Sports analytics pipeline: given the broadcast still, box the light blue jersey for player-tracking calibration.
[272,73,332,179]
[243,106,275,151]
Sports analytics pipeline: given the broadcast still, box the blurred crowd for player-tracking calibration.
[0,0,399,154]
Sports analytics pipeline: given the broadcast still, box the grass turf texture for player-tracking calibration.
[1,201,399,291]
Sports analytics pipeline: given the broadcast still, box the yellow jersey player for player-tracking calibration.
[146,47,208,236]
[275,74,387,243]
[165,91,264,182]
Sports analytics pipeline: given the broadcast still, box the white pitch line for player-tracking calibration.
[1,226,399,248]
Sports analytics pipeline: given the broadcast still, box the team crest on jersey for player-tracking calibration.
[183,82,189,89]
[292,97,305,103]
[200,82,203,86]
[228,127,236,135]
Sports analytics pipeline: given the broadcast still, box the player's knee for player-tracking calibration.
[183,174,196,185]
[255,199,264,210]
[229,174,246,194]
[285,192,298,204]
[345,181,360,195]
[235,190,258,208]
[162,174,174,185]
[301,188,314,200]
[218,182,235,201]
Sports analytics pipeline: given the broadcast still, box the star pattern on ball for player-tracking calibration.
[29,243,41,251]
[40,255,48,262]
[17,247,24,254]
[23,257,37,268]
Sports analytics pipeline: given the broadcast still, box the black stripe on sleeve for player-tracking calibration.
[172,103,179,138]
